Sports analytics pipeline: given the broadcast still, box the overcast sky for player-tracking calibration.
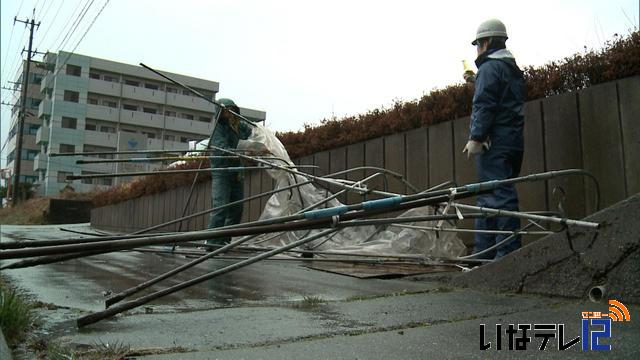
[1,0,638,167]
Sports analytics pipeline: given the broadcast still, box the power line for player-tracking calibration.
[34,0,66,51]
[48,0,85,54]
[2,25,28,86]
[56,0,94,52]
[53,0,110,77]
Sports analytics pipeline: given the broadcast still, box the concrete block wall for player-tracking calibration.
[92,77,640,243]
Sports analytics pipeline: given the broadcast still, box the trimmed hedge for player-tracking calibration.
[277,31,640,159]
[91,31,639,207]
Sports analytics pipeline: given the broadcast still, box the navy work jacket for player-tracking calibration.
[470,48,525,150]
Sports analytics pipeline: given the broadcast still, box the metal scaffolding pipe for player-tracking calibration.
[79,228,338,327]
[1,190,482,261]
[447,202,599,229]
[104,172,387,307]
[75,155,295,164]
[66,165,316,180]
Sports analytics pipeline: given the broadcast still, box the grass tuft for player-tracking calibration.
[0,284,34,347]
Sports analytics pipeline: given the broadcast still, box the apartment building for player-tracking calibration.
[9,51,266,196]
[4,60,48,189]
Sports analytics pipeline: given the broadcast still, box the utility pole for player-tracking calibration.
[11,13,40,205]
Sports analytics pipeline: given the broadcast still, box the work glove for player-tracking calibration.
[463,139,490,159]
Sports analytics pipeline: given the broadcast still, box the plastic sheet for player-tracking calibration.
[237,123,468,258]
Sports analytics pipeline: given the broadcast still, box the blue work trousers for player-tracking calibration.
[207,172,244,245]
[473,147,523,259]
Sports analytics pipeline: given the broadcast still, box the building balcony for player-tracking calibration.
[38,98,52,118]
[86,104,119,122]
[36,124,49,144]
[88,77,121,97]
[84,130,118,148]
[122,84,166,105]
[120,110,164,128]
[167,92,214,113]
[33,153,47,171]
[40,74,54,92]
[165,116,213,135]
[80,160,117,174]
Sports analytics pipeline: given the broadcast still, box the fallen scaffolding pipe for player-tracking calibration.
[75,155,281,164]
[103,172,389,307]
[0,191,480,260]
[446,202,599,229]
[0,170,598,260]
[48,148,253,157]
[65,165,317,180]
[78,228,337,327]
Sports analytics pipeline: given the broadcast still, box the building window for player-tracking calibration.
[28,124,40,135]
[26,150,39,160]
[122,104,138,111]
[122,128,136,133]
[181,113,194,120]
[99,178,113,186]
[88,97,99,105]
[180,137,190,143]
[29,98,41,109]
[142,107,157,114]
[164,134,175,141]
[164,110,176,117]
[143,132,156,139]
[182,89,191,96]
[59,144,75,153]
[85,123,96,131]
[66,64,81,76]
[100,126,115,133]
[144,83,159,90]
[125,79,140,87]
[89,72,100,79]
[61,117,77,129]
[166,87,178,93]
[198,116,211,123]
[32,74,43,84]
[57,171,73,182]
[103,100,117,108]
[63,90,80,103]
[103,75,118,82]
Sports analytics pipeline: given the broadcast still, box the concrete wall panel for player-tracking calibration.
[618,76,640,196]
[542,92,585,219]
[579,82,626,213]
[405,127,428,192]
[249,170,262,221]
[242,176,251,223]
[428,121,454,188]
[329,147,347,202]
[297,155,315,176]
[346,142,365,204]
[517,101,547,214]
[314,151,330,178]
[384,133,406,195]
[452,116,476,247]
[364,138,385,199]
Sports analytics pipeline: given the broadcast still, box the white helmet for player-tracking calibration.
[472,19,508,45]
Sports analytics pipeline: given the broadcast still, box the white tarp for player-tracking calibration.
[235,123,467,258]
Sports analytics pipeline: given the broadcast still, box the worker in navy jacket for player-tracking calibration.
[463,19,525,259]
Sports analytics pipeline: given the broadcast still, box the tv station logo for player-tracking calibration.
[480,299,631,351]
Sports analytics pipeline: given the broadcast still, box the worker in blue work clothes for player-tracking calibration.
[462,19,525,259]
[206,98,253,248]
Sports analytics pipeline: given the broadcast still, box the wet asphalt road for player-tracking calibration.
[1,224,638,359]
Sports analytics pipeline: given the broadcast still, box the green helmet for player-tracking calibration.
[217,98,240,113]
[472,19,508,45]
